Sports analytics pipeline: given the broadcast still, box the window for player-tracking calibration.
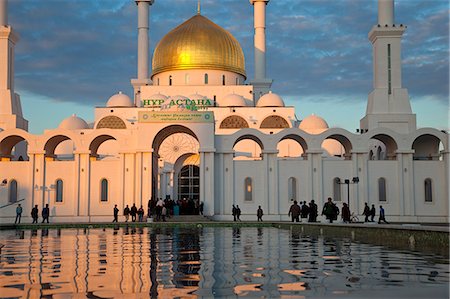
[236,77,239,85]
[157,78,160,86]
[169,75,172,86]
[9,179,17,203]
[378,178,387,202]
[244,177,253,201]
[333,178,341,201]
[424,178,433,202]
[55,179,63,203]
[288,177,297,201]
[222,75,226,85]
[185,73,190,84]
[100,179,108,202]
[204,73,208,84]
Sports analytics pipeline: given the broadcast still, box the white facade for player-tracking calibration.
[0,0,448,223]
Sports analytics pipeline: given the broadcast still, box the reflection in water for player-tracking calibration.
[0,227,448,298]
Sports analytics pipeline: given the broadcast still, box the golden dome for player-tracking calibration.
[152,14,246,78]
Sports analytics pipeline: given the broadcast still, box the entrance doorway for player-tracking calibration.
[178,165,200,201]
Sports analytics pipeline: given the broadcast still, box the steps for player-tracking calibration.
[160,215,212,223]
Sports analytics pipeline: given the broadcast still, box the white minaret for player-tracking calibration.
[0,0,28,131]
[249,0,272,103]
[131,0,154,106]
[360,0,416,134]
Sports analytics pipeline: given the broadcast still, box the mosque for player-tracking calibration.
[0,0,448,223]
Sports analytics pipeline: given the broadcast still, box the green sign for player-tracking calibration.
[138,111,214,123]
[141,98,213,111]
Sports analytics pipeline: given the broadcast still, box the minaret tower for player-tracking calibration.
[360,0,416,134]
[249,0,272,102]
[0,0,28,131]
[131,0,154,107]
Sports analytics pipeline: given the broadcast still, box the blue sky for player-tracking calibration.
[7,0,449,134]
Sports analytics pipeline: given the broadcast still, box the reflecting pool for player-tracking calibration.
[0,227,448,298]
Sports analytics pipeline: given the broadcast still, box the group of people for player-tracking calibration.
[288,200,319,222]
[122,204,147,222]
[13,203,50,224]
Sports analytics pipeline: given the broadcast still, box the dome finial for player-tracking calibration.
[197,0,201,15]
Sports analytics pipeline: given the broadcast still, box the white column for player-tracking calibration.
[378,0,394,26]
[250,0,269,80]
[0,0,7,26]
[136,0,152,80]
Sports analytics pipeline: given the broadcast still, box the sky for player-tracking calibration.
[7,0,449,134]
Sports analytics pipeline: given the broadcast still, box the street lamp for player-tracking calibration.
[338,177,359,209]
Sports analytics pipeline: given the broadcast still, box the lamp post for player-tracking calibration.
[338,177,359,210]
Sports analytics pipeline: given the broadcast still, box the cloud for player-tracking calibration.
[7,0,449,114]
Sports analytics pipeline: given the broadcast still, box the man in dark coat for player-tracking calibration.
[31,205,38,223]
[130,204,138,222]
[308,200,318,222]
[113,204,119,222]
[232,205,237,221]
[257,205,263,221]
[322,197,338,223]
[42,204,49,223]
[301,201,309,221]
[341,203,351,223]
[363,203,370,222]
[370,204,376,222]
[288,200,301,222]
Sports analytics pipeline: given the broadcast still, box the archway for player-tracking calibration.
[277,134,307,159]
[0,135,29,161]
[151,125,200,202]
[233,134,264,160]
[369,134,398,160]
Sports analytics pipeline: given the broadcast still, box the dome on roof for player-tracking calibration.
[188,93,206,101]
[59,114,89,130]
[149,93,168,101]
[299,114,329,134]
[256,91,285,107]
[217,93,246,107]
[106,91,133,107]
[152,14,246,78]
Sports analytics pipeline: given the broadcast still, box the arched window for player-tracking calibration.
[55,179,63,203]
[204,73,208,84]
[219,115,249,129]
[185,73,190,84]
[333,177,341,201]
[222,75,226,85]
[288,177,297,201]
[169,75,172,86]
[157,78,160,86]
[235,77,239,85]
[9,179,17,203]
[244,177,253,201]
[96,116,126,129]
[378,178,387,202]
[100,179,108,202]
[424,178,433,202]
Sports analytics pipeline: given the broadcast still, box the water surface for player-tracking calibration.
[0,227,448,298]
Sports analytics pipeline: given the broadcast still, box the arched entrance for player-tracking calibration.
[151,125,200,202]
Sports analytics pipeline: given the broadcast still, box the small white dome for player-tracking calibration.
[299,114,329,134]
[148,93,168,101]
[59,114,89,130]
[188,93,206,101]
[256,91,285,107]
[106,91,133,107]
[218,93,246,107]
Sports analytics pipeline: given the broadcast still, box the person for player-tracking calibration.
[124,205,130,222]
[308,200,318,222]
[378,205,389,224]
[42,204,49,223]
[130,204,138,222]
[363,203,370,222]
[341,202,351,223]
[322,197,338,223]
[236,205,241,221]
[138,205,144,222]
[113,204,119,222]
[257,205,263,221]
[199,201,204,215]
[288,200,301,222]
[161,205,167,222]
[301,201,309,221]
[370,204,376,222]
[156,198,164,221]
[31,205,38,223]
[15,204,23,224]
[232,205,237,221]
